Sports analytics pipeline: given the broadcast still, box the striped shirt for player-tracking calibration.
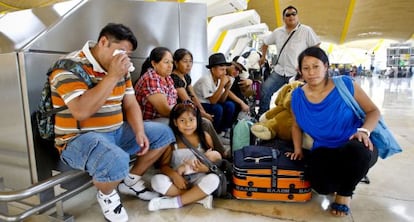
[49,41,134,150]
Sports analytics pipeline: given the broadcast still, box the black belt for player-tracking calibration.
[274,71,293,83]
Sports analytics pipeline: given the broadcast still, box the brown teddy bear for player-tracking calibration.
[251,81,304,140]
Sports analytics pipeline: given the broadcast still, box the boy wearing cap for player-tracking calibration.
[226,56,252,121]
[193,53,236,136]
[229,56,254,100]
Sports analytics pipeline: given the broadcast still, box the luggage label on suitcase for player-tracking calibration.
[232,186,311,202]
[232,145,311,202]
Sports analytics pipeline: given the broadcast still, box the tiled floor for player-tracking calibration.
[27,76,414,222]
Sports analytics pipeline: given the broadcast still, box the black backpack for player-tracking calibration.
[35,59,94,141]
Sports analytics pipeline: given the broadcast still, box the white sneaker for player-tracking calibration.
[97,190,128,222]
[148,196,180,211]
[196,195,213,209]
[118,174,160,201]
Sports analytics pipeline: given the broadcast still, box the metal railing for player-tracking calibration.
[0,170,92,222]
[0,155,137,222]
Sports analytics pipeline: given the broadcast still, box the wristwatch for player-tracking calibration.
[357,128,370,137]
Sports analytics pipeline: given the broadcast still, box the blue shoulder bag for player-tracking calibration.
[332,76,402,159]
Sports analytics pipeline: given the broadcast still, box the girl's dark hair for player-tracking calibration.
[169,101,209,150]
[98,23,137,50]
[140,46,172,76]
[173,48,193,62]
[173,48,193,71]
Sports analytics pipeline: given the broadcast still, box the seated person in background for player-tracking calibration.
[135,46,176,124]
[171,48,213,122]
[171,48,230,153]
[176,149,222,176]
[226,55,252,121]
[49,23,175,222]
[135,47,228,156]
[193,53,236,137]
[230,56,254,95]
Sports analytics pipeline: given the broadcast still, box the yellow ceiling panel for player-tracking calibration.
[1,0,414,46]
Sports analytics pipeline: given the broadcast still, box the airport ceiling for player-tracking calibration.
[248,0,414,49]
[1,0,413,49]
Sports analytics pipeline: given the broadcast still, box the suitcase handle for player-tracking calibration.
[244,155,273,164]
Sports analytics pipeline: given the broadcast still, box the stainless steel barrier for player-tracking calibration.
[0,170,92,222]
[0,1,207,221]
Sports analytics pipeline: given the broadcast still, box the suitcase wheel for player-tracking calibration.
[288,184,295,200]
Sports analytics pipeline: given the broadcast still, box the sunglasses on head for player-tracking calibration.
[285,12,297,17]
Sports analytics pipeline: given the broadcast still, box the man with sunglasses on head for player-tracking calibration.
[257,5,320,118]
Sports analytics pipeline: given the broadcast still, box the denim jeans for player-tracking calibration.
[202,101,236,134]
[258,71,291,116]
[61,121,175,182]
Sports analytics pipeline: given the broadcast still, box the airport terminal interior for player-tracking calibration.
[1,0,414,221]
[22,76,414,222]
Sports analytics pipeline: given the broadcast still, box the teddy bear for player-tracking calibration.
[251,81,304,140]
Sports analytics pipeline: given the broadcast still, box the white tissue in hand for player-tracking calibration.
[112,49,126,56]
[128,64,135,72]
[113,49,135,72]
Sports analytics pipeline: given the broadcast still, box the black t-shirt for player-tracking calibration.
[171,73,193,102]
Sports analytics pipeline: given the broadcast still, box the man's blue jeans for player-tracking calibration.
[258,71,291,116]
[202,101,235,134]
[61,122,175,182]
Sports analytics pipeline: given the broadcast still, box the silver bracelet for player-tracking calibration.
[357,128,370,137]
